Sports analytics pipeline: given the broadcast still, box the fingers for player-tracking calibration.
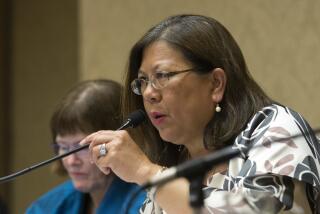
[79,130,113,147]
[98,143,107,157]
[91,142,111,162]
[78,130,112,164]
[90,142,112,174]
[88,131,117,164]
[79,130,113,157]
[77,130,150,183]
[99,166,111,175]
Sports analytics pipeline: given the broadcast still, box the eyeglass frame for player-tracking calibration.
[52,141,89,156]
[131,67,199,95]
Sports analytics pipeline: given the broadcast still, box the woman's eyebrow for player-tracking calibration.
[138,64,163,76]
[138,70,147,76]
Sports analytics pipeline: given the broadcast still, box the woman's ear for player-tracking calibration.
[210,68,226,103]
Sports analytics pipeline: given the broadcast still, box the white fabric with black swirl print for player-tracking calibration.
[140,104,320,214]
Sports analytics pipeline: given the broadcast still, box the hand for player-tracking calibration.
[80,130,160,185]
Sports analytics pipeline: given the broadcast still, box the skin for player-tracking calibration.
[57,132,113,212]
[140,41,220,157]
[83,41,227,214]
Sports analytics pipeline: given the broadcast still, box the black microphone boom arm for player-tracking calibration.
[0,110,146,184]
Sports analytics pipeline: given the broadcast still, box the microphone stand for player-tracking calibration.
[180,146,240,214]
[188,174,205,214]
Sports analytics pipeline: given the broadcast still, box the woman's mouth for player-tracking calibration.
[150,112,166,126]
[70,172,87,178]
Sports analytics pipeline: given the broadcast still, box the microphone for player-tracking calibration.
[117,109,146,130]
[0,110,146,184]
[142,127,320,189]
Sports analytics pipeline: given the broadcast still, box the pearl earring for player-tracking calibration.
[215,103,221,112]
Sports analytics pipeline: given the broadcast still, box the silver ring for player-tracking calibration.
[99,143,107,157]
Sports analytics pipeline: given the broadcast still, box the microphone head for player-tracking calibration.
[126,109,146,128]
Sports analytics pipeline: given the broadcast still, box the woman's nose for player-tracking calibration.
[142,81,161,103]
[64,153,82,165]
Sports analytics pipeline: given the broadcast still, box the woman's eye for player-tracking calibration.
[138,76,147,81]
[155,72,170,79]
[59,145,68,150]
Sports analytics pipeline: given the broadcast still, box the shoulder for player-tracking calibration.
[238,104,316,145]
[33,180,75,200]
[123,185,146,214]
[101,177,146,214]
[109,177,145,198]
[111,177,146,203]
[25,180,83,213]
[235,104,320,188]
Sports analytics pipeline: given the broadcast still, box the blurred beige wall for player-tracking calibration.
[79,0,320,127]
[3,0,320,213]
[8,0,79,213]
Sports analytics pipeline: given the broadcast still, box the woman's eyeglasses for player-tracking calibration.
[52,143,88,156]
[131,68,195,95]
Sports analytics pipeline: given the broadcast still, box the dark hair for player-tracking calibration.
[51,79,122,174]
[123,14,273,166]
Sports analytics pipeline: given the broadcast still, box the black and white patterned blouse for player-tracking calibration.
[140,104,320,213]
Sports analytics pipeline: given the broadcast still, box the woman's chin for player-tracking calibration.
[73,181,91,193]
[159,132,181,145]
